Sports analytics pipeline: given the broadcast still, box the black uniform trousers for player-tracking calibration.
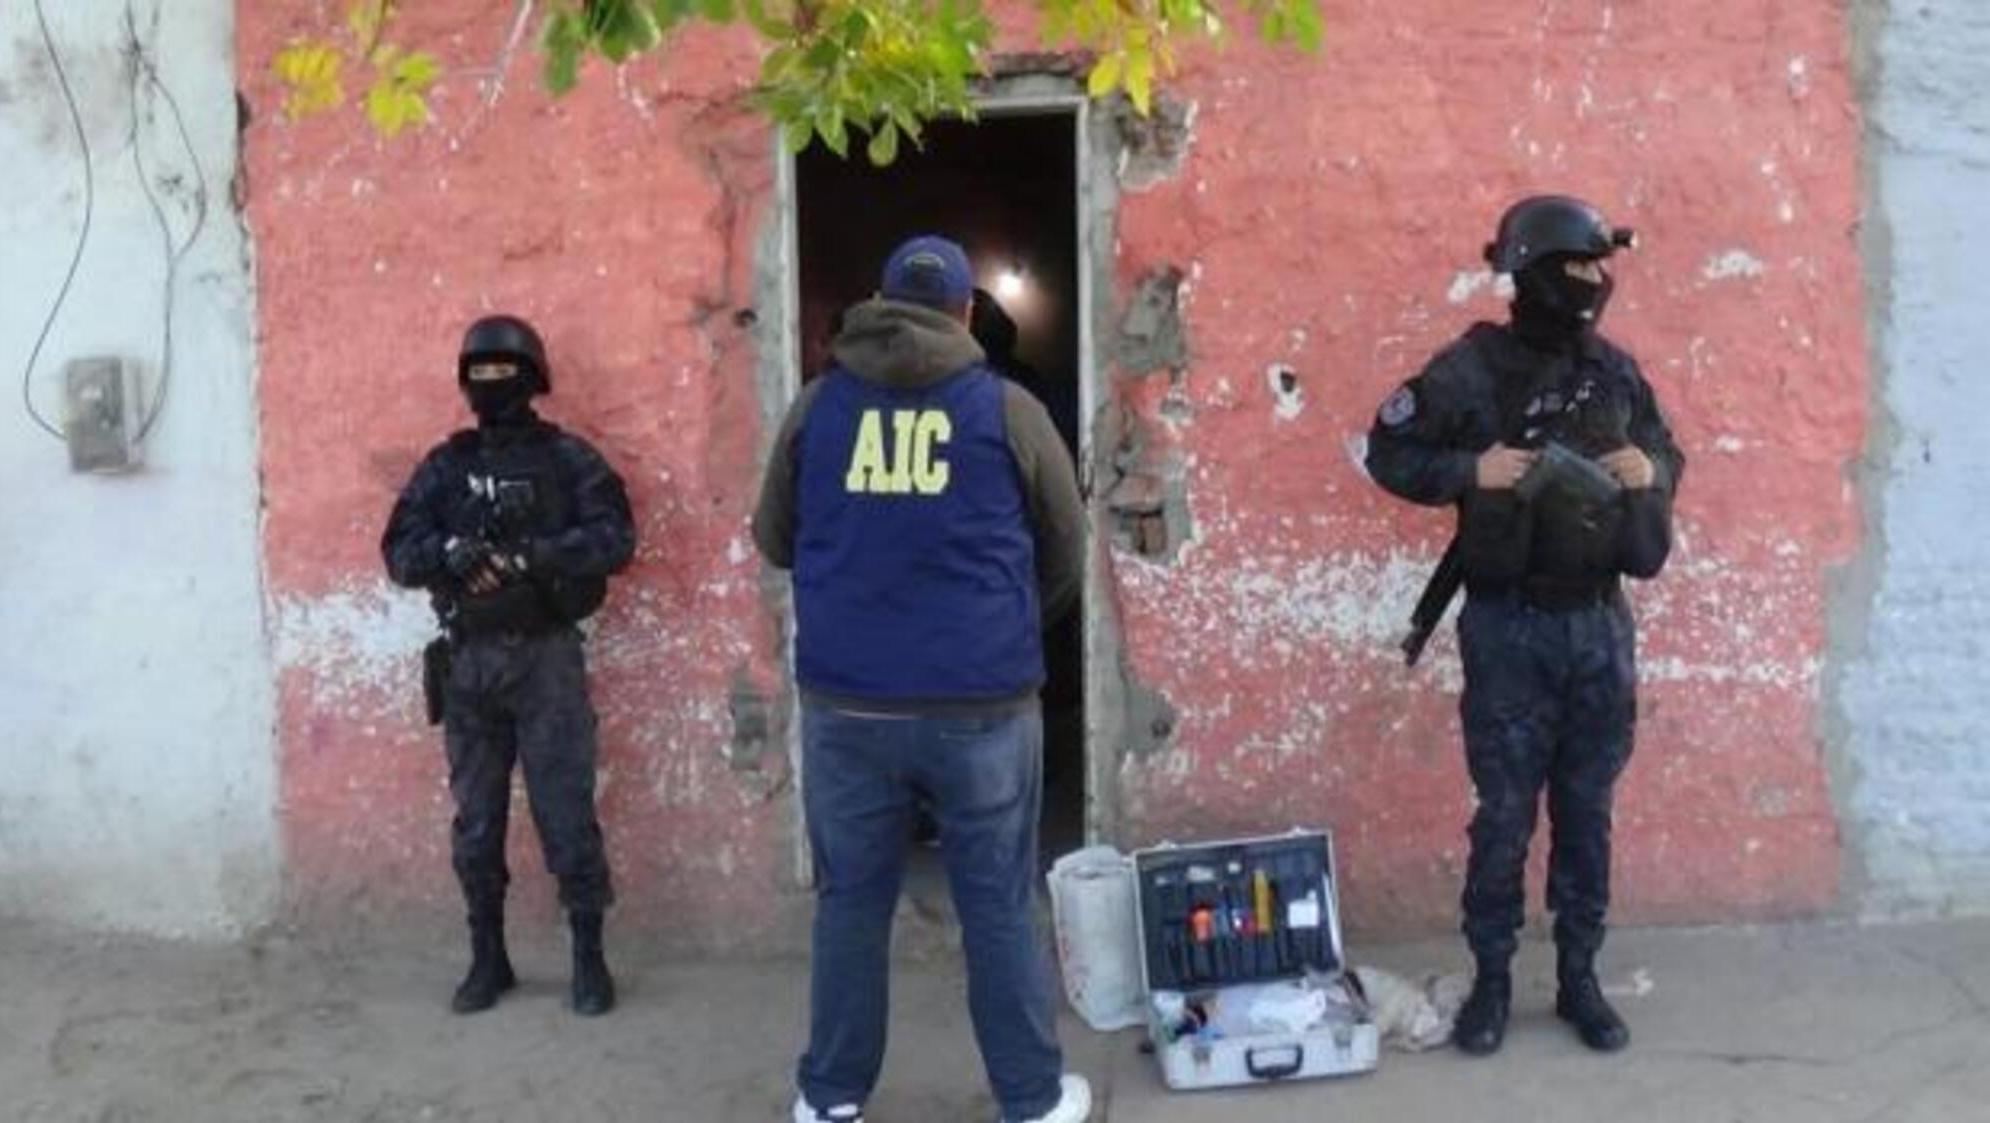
[1457,590,1636,963]
[442,627,613,915]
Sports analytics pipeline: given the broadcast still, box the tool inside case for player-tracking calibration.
[1137,834,1342,991]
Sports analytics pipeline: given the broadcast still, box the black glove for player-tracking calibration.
[1569,384,1632,456]
[444,535,492,579]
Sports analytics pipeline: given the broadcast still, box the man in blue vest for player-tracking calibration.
[754,235,1090,1123]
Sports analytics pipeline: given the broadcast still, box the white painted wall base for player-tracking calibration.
[0,0,277,935]
[1841,0,1990,917]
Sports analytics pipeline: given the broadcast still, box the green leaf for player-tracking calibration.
[391,50,440,87]
[1125,46,1154,114]
[364,75,428,137]
[280,0,1321,149]
[273,41,346,120]
[866,121,899,165]
[591,0,662,61]
[740,0,793,37]
[782,116,815,153]
[839,8,872,43]
[546,50,581,93]
[1288,1,1325,51]
[650,0,697,27]
[762,44,801,80]
[347,0,392,49]
[846,66,878,104]
[1087,52,1123,98]
[820,104,849,156]
[804,36,844,71]
[542,9,587,94]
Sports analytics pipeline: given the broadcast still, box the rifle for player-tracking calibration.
[1398,377,1625,669]
[468,463,607,626]
[1401,537,1462,668]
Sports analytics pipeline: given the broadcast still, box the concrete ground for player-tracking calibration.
[4,915,1987,1123]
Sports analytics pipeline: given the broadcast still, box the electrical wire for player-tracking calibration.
[125,2,211,440]
[19,0,96,442]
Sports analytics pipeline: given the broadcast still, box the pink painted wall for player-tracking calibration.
[245,7,795,937]
[241,1,1866,941]
[1105,1,1865,929]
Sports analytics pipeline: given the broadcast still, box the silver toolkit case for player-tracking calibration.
[1132,829,1380,1091]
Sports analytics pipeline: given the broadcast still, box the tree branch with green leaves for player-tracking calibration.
[273,0,1324,163]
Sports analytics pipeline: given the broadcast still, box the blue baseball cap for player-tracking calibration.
[880,235,975,310]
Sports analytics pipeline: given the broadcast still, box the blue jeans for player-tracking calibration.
[796,701,1064,1120]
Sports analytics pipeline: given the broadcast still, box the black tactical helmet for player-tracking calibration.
[459,315,549,394]
[1484,195,1637,275]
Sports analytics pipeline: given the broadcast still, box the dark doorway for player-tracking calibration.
[794,110,1087,862]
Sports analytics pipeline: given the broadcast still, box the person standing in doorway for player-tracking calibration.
[972,286,1079,458]
[382,315,636,1016]
[754,236,1091,1123]
[1365,197,1684,1056]
[970,286,1084,851]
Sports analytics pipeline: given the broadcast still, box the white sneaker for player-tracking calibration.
[791,1095,863,1123]
[1008,1074,1092,1123]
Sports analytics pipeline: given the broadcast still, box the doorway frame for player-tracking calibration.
[769,84,1110,884]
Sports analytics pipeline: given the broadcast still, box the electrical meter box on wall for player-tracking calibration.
[63,357,144,473]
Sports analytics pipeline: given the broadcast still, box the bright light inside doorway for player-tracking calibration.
[995,269,1027,301]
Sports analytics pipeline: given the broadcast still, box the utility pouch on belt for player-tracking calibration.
[422,638,450,726]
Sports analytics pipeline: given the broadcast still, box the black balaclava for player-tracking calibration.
[464,373,537,427]
[1512,255,1614,348]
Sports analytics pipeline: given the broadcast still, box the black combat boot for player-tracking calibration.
[451,910,517,1014]
[569,910,616,1016]
[1555,948,1630,1052]
[1453,962,1512,1056]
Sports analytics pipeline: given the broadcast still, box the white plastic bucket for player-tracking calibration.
[1047,845,1145,1031]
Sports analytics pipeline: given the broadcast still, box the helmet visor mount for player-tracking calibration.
[1485,195,1637,276]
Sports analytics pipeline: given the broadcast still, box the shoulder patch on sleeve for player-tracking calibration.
[1379,386,1417,428]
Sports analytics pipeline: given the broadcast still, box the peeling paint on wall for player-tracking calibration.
[1702,249,1768,281]
[1116,265,1189,375]
[1102,0,1866,929]
[1266,363,1304,421]
[1112,94,1197,193]
[242,4,801,945]
[238,0,1876,939]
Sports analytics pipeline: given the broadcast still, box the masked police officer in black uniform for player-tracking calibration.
[1366,197,1684,1056]
[382,315,636,1016]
